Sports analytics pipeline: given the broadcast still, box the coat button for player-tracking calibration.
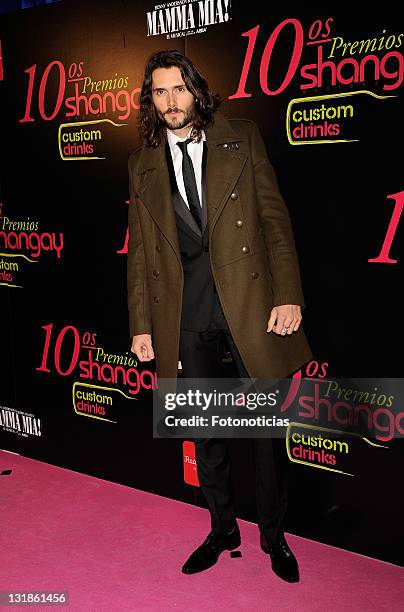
[153,296,160,303]
[152,269,159,277]
[155,245,161,252]
[251,272,259,279]
[242,246,250,254]
[230,192,238,200]
[236,220,243,227]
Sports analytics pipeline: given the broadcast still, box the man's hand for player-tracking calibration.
[130,334,155,361]
[267,305,302,335]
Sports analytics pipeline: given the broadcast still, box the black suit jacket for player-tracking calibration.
[165,140,226,332]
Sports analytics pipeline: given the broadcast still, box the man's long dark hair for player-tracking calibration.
[138,50,221,147]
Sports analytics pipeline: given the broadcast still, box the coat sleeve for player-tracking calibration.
[249,121,307,309]
[127,151,153,337]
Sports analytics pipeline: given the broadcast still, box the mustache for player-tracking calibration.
[165,108,183,114]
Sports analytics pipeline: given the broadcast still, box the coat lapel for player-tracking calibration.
[205,146,247,234]
[134,144,182,264]
[133,111,248,259]
[205,112,248,234]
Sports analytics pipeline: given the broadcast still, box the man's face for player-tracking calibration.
[151,66,196,132]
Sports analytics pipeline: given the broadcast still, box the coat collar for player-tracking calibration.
[135,111,245,173]
[134,111,248,265]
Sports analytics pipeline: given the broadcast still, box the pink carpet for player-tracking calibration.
[0,449,402,611]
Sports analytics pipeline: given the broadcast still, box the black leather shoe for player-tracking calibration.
[260,532,299,583]
[182,525,241,574]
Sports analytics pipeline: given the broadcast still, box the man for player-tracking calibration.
[127,49,312,582]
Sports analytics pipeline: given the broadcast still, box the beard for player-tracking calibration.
[160,104,196,131]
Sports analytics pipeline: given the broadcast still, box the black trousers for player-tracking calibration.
[179,307,288,541]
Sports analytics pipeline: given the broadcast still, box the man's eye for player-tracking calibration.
[178,86,185,92]
[156,90,165,95]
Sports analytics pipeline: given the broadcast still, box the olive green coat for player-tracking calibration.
[127,111,313,379]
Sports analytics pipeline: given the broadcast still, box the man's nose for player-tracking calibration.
[167,90,177,108]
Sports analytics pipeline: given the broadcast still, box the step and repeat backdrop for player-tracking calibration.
[0,0,403,565]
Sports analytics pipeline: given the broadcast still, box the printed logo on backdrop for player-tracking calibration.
[228,17,404,268]
[368,190,404,266]
[36,323,156,422]
[19,59,140,160]
[229,17,403,145]
[157,361,398,484]
[286,422,389,477]
[146,0,232,39]
[183,440,199,486]
[285,373,401,476]
[0,406,42,439]
[0,202,64,289]
[0,39,3,81]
